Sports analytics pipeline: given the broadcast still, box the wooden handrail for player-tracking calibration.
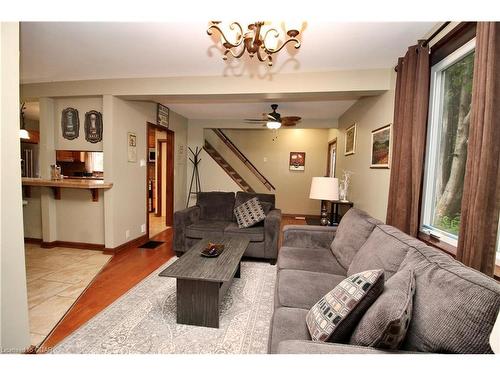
[211,129,276,191]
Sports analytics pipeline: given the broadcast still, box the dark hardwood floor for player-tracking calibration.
[37,215,306,353]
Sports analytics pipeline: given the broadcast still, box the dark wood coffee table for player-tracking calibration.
[159,236,249,328]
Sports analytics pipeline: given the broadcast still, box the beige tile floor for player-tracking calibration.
[24,243,112,347]
[149,213,169,238]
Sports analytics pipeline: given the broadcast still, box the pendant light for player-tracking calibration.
[20,102,30,139]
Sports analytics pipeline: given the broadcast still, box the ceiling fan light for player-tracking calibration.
[266,121,281,130]
[19,128,30,139]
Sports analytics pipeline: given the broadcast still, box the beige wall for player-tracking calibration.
[168,110,188,213]
[336,72,396,221]
[22,187,42,239]
[36,97,105,244]
[103,98,152,247]
[54,96,103,151]
[221,128,333,215]
[0,21,31,352]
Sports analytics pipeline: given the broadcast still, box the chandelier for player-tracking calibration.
[207,21,301,66]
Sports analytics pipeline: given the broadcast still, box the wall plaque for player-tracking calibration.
[289,152,306,171]
[157,103,169,128]
[84,110,103,143]
[61,107,80,140]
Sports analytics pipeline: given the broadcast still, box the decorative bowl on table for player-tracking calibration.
[201,242,224,257]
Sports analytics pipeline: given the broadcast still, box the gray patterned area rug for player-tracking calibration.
[51,258,276,354]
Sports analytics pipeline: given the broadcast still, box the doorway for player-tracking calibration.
[326,138,337,177]
[146,122,174,239]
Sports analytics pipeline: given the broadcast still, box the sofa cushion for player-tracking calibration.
[235,191,275,210]
[350,269,415,349]
[306,269,384,343]
[276,269,345,310]
[224,222,264,242]
[278,246,346,275]
[185,220,231,239]
[269,307,310,354]
[348,225,411,280]
[330,208,382,269]
[197,192,235,221]
[398,245,500,353]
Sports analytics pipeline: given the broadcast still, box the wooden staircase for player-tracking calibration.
[203,140,255,193]
[211,129,275,191]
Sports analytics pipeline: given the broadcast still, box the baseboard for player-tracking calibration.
[103,234,149,255]
[40,240,105,251]
[282,213,320,219]
[24,237,42,244]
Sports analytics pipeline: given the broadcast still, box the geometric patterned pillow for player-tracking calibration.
[349,269,415,349]
[306,269,385,343]
[234,197,266,228]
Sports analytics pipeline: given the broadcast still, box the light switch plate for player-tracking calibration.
[139,159,146,167]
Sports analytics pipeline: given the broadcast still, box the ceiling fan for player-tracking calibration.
[244,104,302,129]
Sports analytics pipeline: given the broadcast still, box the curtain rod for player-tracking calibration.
[394,22,451,72]
[422,21,451,47]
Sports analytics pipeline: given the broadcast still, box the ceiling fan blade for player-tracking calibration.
[281,122,297,127]
[281,116,301,122]
[244,118,267,122]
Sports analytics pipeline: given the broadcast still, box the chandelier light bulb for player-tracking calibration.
[266,121,281,130]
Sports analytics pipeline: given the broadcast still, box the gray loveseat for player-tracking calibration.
[269,208,500,354]
[173,191,281,264]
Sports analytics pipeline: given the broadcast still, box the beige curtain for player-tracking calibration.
[456,22,500,277]
[386,41,430,236]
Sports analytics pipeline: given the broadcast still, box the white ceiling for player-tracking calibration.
[166,100,356,120]
[20,21,436,83]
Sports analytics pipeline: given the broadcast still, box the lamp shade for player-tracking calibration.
[490,310,500,353]
[309,177,339,201]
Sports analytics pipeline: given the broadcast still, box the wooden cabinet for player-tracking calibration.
[56,150,85,162]
[148,127,156,148]
[21,130,40,144]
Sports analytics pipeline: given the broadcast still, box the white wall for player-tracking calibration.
[0,22,30,352]
[336,72,397,221]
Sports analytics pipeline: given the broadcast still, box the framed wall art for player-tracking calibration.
[289,152,306,171]
[127,132,137,163]
[61,107,80,140]
[344,123,356,156]
[84,110,103,143]
[370,124,392,169]
[157,103,169,128]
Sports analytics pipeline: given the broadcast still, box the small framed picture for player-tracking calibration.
[370,124,392,169]
[127,132,137,163]
[61,107,80,140]
[157,104,169,128]
[289,152,306,171]
[344,123,356,156]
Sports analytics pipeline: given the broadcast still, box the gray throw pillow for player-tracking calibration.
[350,269,415,349]
[306,269,385,343]
[234,197,266,228]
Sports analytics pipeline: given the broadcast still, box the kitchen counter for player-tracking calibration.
[22,177,113,202]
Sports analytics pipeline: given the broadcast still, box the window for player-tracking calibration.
[421,38,475,247]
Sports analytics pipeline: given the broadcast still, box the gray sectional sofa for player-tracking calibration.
[269,208,500,354]
[173,191,281,263]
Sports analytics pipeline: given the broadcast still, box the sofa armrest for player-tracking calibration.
[264,209,282,260]
[276,340,395,354]
[282,225,337,249]
[173,206,200,252]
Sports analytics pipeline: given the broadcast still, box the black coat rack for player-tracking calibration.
[186,146,202,208]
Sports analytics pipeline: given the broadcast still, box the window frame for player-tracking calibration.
[420,37,476,248]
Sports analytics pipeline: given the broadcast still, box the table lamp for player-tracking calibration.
[309,177,339,226]
[490,310,500,353]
